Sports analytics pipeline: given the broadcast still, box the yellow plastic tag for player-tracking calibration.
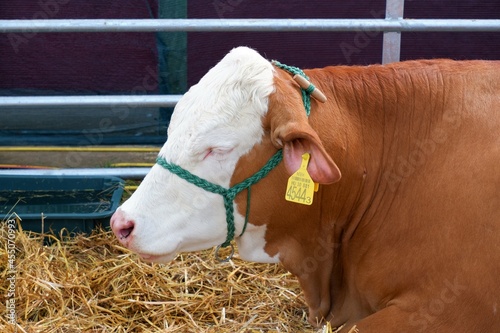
[285,153,319,205]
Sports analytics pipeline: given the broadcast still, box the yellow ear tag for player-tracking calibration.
[285,153,319,205]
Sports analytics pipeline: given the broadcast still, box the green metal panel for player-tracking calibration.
[158,0,187,95]
[157,0,187,132]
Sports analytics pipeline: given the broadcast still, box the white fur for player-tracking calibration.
[117,47,278,263]
[237,224,279,263]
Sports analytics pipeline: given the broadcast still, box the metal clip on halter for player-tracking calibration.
[215,243,235,262]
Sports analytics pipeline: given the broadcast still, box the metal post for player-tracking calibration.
[383,0,405,64]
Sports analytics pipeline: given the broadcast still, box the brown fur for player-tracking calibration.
[231,59,500,332]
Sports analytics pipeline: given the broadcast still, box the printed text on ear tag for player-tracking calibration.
[285,153,319,205]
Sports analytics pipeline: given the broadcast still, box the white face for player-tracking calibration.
[111,47,278,263]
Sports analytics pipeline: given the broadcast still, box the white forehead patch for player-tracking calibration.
[164,47,276,170]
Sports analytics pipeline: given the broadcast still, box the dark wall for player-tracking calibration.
[187,0,500,86]
[402,0,500,61]
[0,1,165,146]
[0,1,158,93]
[2,0,498,94]
[187,0,385,86]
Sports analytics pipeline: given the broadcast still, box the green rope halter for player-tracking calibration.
[155,60,314,260]
[271,60,312,117]
[156,150,283,250]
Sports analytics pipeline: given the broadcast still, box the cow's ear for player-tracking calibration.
[268,69,341,184]
[273,121,341,184]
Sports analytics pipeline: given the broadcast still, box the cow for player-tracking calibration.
[111,46,500,332]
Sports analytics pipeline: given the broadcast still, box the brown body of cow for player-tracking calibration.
[231,59,499,331]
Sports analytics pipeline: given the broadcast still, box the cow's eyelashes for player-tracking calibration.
[203,147,233,161]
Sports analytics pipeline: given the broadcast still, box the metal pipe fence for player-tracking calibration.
[1,18,500,33]
[0,95,182,108]
[0,167,150,179]
[1,18,499,110]
[1,4,499,178]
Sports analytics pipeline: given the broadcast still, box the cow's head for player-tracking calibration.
[111,47,340,264]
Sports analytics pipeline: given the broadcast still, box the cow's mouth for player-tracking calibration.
[137,252,178,263]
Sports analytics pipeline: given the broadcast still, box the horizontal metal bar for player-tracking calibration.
[0,167,151,179]
[0,146,159,152]
[1,19,500,33]
[0,95,182,108]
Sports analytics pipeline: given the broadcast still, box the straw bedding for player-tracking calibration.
[0,223,339,332]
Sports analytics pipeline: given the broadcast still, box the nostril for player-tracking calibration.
[111,210,135,242]
[119,225,134,239]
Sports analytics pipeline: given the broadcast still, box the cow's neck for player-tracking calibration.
[294,64,452,324]
[278,65,440,324]
[234,63,446,324]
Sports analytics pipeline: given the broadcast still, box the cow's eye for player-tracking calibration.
[203,147,233,161]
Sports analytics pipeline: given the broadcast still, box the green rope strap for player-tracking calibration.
[155,60,313,256]
[156,149,283,248]
[272,60,312,117]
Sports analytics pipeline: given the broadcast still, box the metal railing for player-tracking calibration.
[0,95,182,108]
[0,167,150,179]
[2,18,499,33]
[1,0,499,178]
[1,18,499,110]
